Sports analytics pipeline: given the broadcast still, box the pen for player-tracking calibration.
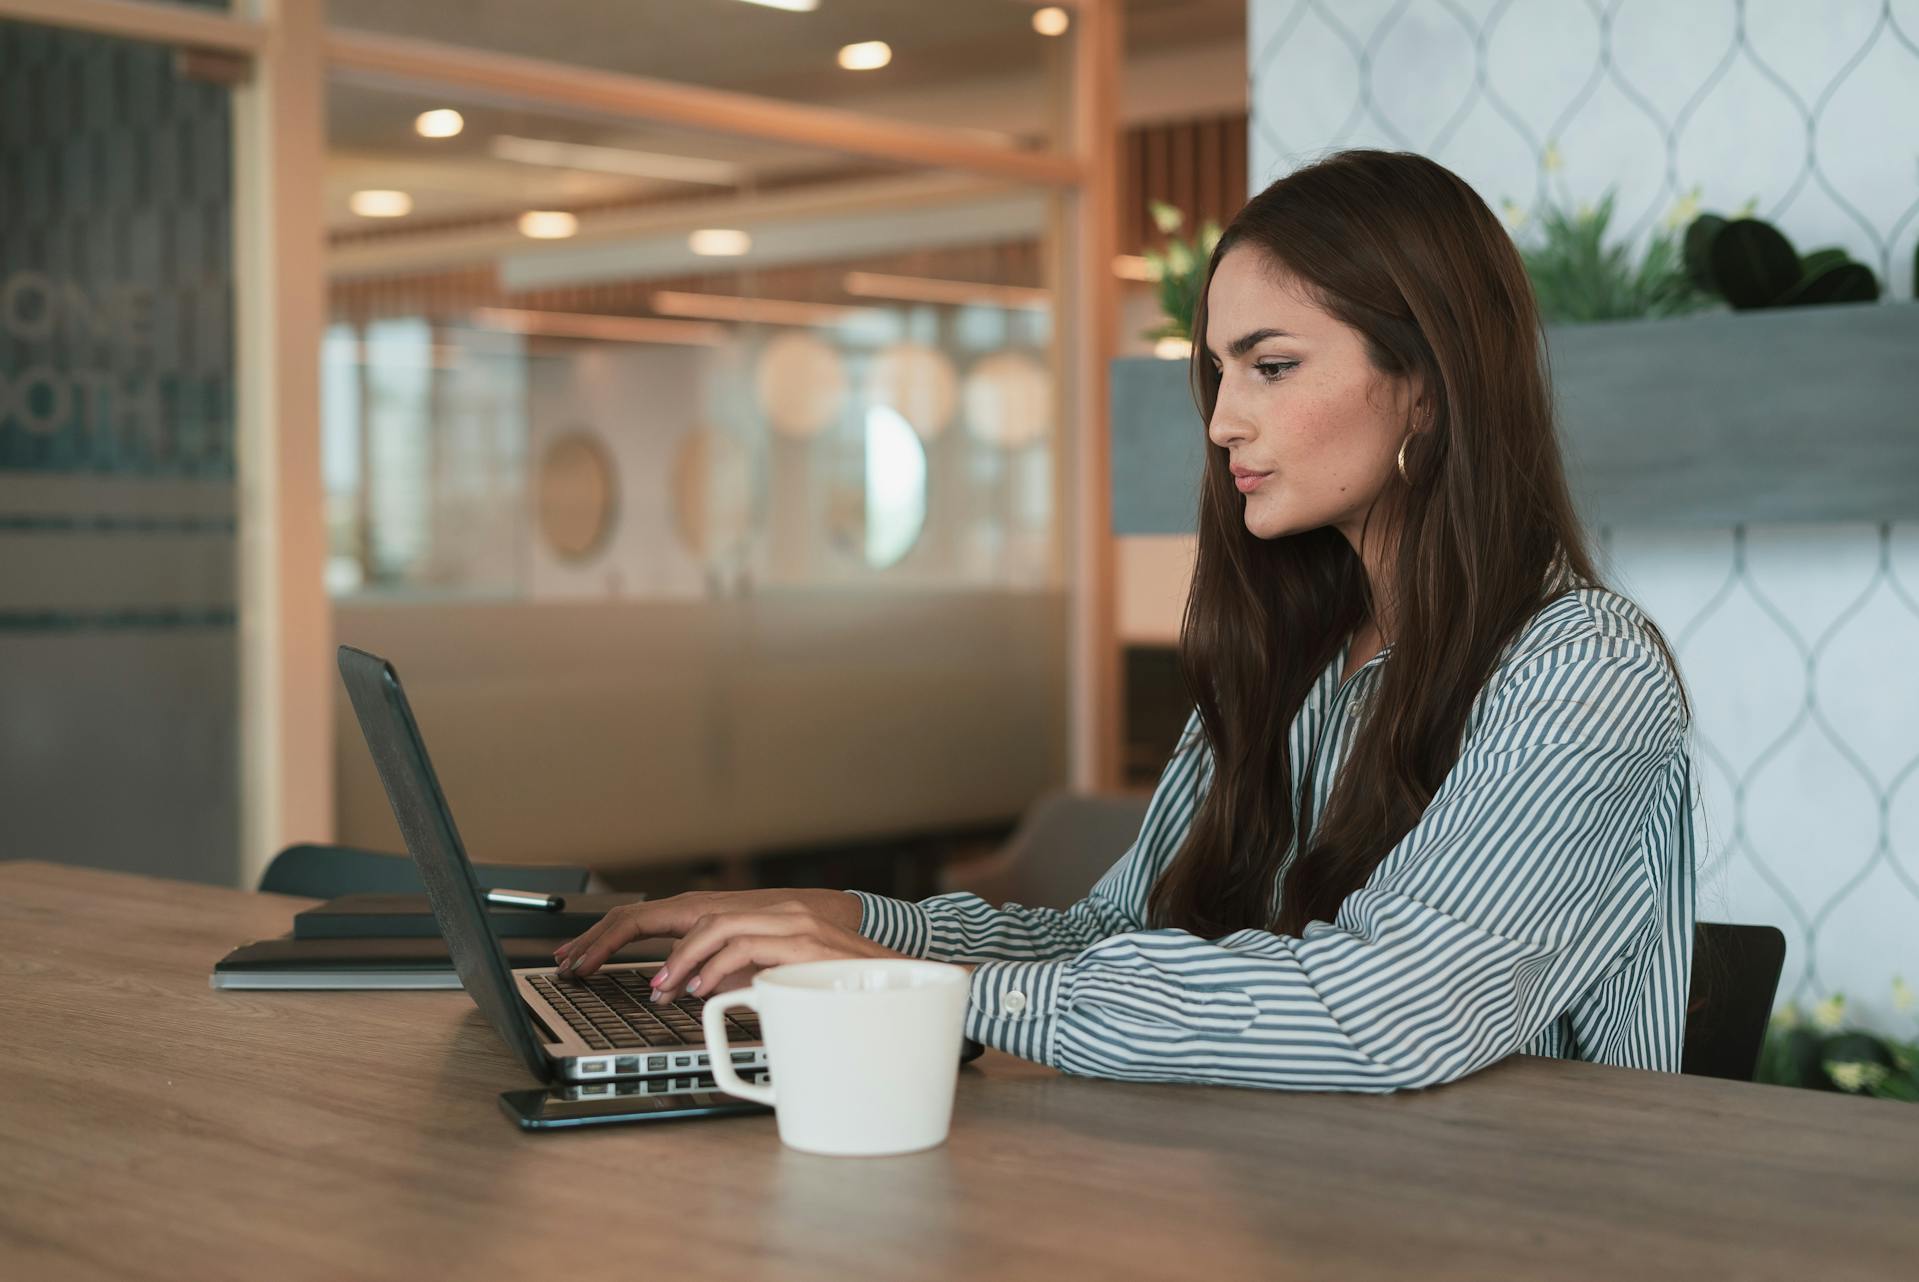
[485,888,566,912]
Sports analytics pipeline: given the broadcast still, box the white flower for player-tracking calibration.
[1150,200,1183,235]
[1542,141,1563,172]
[1811,993,1847,1031]
[1772,1001,1801,1031]
[1166,241,1194,278]
[1892,975,1913,1014]
[1661,188,1702,232]
[1500,199,1528,231]
[1824,1060,1888,1093]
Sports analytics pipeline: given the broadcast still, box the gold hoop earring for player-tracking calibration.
[1398,411,1433,484]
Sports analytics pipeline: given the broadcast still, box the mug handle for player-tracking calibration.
[702,990,776,1106]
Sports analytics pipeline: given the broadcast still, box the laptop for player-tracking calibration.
[336,643,768,1085]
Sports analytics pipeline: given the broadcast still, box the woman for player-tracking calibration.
[555,148,1698,1093]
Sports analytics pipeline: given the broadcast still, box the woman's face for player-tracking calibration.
[1203,245,1422,545]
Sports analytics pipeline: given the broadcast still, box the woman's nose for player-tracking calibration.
[1207,408,1251,450]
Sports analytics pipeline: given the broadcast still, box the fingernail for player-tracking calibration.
[652,969,669,987]
[687,975,703,994]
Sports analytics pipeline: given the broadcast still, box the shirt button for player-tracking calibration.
[1002,989,1028,1016]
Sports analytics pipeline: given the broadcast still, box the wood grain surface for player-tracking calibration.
[2,861,1914,1281]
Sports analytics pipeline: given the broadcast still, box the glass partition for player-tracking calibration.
[322,80,1063,602]
[0,17,241,883]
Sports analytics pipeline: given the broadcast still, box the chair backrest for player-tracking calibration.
[258,842,589,899]
[1682,921,1787,1082]
[938,789,1154,911]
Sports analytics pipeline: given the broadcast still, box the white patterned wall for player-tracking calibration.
[1248,1,1919,1032]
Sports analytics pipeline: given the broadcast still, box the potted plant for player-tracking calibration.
[1139,199,1221,357]
[1755,979,1918,1102]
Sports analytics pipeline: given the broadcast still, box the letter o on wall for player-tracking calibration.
[4,366,72,434]
[0,271,57,341]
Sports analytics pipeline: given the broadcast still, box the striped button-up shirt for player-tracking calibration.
[852,586,1696,1092]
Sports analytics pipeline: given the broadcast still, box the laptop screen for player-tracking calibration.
[336,644,556,1083]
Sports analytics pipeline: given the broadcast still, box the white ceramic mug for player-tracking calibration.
[701,957,971,1157]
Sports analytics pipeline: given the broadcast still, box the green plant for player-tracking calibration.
[1139,199,1221,344]
[1754,978,1919,1102]
[1683,209,1880,308]
[1505,184,1720,323]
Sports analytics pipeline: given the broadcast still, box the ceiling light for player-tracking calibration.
[473,307,726,347]
[689,229,752,257]
[1032,7,1070,37]
[843,271,1049,311]
[414,109,464,139]
[518,210,579,240]
[349,189,412,218]
[653,291,878,328]
[490,135,741,186]
[736,0,819,10]
[838,41,892,71]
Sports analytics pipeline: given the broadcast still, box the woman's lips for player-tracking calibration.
[1233,471,1271,493]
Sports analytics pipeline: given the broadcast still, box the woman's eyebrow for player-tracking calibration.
[1205,327,1299,360]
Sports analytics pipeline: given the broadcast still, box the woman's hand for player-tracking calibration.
[552,888,892,999]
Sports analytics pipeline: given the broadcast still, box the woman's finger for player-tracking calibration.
[564,901,685,977]
[556,896,699,972]
[654,911,811,1001]
[553,908,623,969]
[686,934,824,1001]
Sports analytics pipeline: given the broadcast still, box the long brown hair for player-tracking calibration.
[1146,148,1693,943]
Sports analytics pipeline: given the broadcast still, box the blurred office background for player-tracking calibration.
[2,0,1915,1035]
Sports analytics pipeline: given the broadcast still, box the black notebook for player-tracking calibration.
[293,892,642,940]
[210,934,672,991]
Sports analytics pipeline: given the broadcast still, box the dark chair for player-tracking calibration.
[1682,921,1787,1082]
[937,789,1153,910]
[257,842,589,899]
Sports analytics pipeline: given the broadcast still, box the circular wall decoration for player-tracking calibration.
[867,342,959,441]
[670,425,756,562]
[536,429,619,562]
[754,331,847,440]
[963,351,1053,449]
[823,404,928,570]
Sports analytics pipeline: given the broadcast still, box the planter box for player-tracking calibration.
[1111,300,1919,533]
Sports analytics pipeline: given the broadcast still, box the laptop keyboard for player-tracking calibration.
[529,971,761,1051]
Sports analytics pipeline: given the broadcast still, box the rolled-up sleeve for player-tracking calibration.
[954,631,1689,1092]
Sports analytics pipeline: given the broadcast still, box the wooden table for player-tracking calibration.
[3,861,1914,1281]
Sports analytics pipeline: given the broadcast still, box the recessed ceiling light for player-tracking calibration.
[736,0,819,10]
[838,41,892,71]
[689,229,752,257]
[414,108,464,139]
[349,189,412,218]
[518,210,579,239]
[1032,7,1070,37]
[490,135,741,186]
